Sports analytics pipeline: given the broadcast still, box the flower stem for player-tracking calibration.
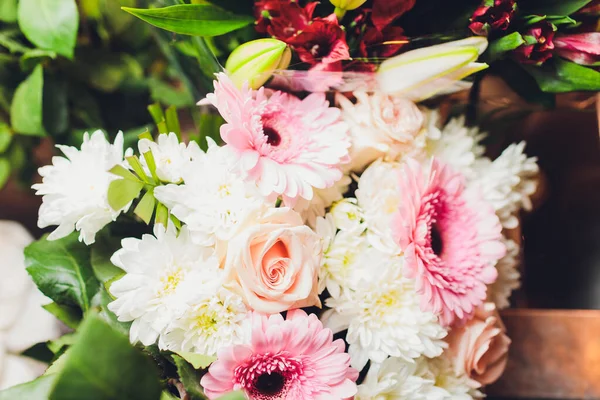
[334,7,347,20]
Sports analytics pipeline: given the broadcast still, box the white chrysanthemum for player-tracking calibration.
[356,357,435,400]
[292,174,351,228]
[472,142,538,229]
[415,356,483,400]
[33,130,127,245]
[154,139,270,254]
[108,225,220,346]
[323,255,447,370]
[329,197,365,233]
[138,133,202,183]
[160,288,250,357]
[316,217,371,298]
[355,160,403,253]
[488,237,520,309]
[426,116,486,179]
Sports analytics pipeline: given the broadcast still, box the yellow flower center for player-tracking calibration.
[157,268,184,297]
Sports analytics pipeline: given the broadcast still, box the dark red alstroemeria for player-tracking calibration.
[513,21,556,65]
[372,0,416,31]
[287,14,351,65]
[554,32,600,65]
[469,0,517,36]
[254,0,317,41]
[359,26,408,58]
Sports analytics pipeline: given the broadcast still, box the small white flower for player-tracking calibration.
[154,139,270,257]
[471,142,539,229]
[292,174,351,228]
[329,198,364,233]
[488,237,521,309]
[160,288,250,357]
[356,357,435,400]
[415,356,483,399]
[138,133,202,183]
[316,221,371,298]
[33,130,128,245]
[108,225,220,346]
[355,160,403,253]
[426,115,486,179]
[323,254,447,370]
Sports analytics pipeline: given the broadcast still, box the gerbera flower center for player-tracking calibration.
[262,127,282,146]
[254,372,285,396]
[430,224,443,255]
[234,353,303,399]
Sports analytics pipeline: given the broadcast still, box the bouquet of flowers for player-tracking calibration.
[3,0,581,399]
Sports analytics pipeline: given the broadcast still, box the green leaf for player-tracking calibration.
[134,190,157,224]
[520,0,592,16]
[109,164,141,182]
[107,178,144,211]
[126,155,151,183]
[175,351,216,370]
[165,106,181,138]
[0,157,9,189]
[0,374,56,400]
[142,151,160,183]
[525,58,600,92]
[43,302,82,329]
[172,355,207,400]
[25,233,100,311]
[91,233,124,284]
[20,49,57,70]
[147,103,165,125]
[0,30,31,54]
[21,342,55,363]
[122,4,254,37]
[196,112,225,151]
[49,314,162,400]
[17,0,79,59]
[155,203,169,226]
[0,0,18,22]
[10,64,46,136]
[216,392,246,400]
[487,32,525,61]
[0,123,12,153]
[91,286,130,335]
[48,333,77,354]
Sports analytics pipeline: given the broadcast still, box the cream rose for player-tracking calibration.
[445,302,511,387]
[338,92,425,172]
[223,207,322,314]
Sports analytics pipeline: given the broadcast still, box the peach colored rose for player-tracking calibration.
[337,92,425,172]
[445,302,511,387]
[223,207,322,314]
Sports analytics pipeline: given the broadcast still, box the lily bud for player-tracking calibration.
[225,38,291,89]
[330,0,368,10]
[377,37,489,101]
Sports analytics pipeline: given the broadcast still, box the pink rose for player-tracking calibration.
[445,302,511,387]
[223,207,322,314]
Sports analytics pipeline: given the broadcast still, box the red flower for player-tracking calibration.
[371,0,416,31]
[254,0,317,41]
[359,26,408,58]
[287,14,350,65]
[469,0,517,36]
[513,22,556,65]
[554,32,600,66]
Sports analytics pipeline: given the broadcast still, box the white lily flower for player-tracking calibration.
[377,37,489,101]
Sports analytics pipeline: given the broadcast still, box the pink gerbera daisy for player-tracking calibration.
[393,158,505,326]
[206,73,350,204]
[200,310,358,400]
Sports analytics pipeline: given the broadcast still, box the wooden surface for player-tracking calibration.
[488,309,600,399]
